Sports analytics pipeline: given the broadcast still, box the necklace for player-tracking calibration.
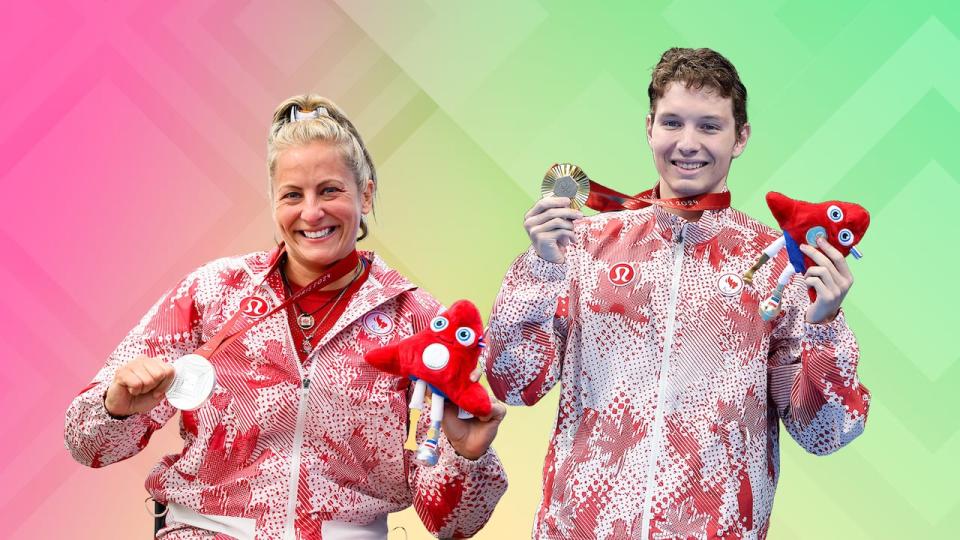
[281,258,365,354]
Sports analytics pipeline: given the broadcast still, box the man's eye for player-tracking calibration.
[663,120,681,128]
[702,124,720,132]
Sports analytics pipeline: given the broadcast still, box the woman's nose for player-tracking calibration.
[300,196,326,222]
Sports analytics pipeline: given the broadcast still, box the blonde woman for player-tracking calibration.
[66,95,507,539]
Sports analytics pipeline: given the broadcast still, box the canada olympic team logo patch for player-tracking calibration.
[239,296,269,318]
[608,263,636,287]
[363,311,394,335]
[717,273,744,296]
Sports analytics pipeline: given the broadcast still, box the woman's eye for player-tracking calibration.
[281,192,301,200]
[455,327,476,346]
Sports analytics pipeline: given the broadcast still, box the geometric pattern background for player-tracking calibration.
[1,1,955,537]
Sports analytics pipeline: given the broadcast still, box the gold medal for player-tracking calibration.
[541,163,590,209]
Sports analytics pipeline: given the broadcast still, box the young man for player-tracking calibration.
[484,48,869,539]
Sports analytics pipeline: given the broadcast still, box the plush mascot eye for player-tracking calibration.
[455,327,476,346]
[827,205,844,223]
[837,228,855,246]
[430,316,449,332]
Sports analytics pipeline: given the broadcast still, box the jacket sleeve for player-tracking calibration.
[483,248,571,406]
[407,418,508,538]
[399,291,508,538]
[767,276,870,456]
[64,269,206,467]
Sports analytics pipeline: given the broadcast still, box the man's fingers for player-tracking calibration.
[525,207,582,231]
[800,244,847,289]
[816,237,853,282]
[529,217,576,238]
[803,266,839,297]
[525,197,573,220]
[803,275,830,300]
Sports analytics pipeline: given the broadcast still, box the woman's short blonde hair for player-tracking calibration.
[267,95,376,239]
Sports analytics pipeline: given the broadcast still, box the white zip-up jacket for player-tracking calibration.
[484,205,868,539]
[65,248,507,539]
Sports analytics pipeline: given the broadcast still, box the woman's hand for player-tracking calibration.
[104,355,176,417]
[440,367,507,460]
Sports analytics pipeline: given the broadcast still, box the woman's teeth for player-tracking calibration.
[302,227,335,239]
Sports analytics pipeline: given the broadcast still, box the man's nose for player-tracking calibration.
[677,127,699,155]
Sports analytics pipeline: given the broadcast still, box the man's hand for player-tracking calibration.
[524,197,583,264]
[799,236,855,324]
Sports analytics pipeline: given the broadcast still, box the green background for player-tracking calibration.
[345,1,957,537]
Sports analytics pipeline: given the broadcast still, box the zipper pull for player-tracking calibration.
[302,378,311,390]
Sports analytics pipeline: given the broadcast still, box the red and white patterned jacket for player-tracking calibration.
[65,249,507,539]
[484,205,869,540]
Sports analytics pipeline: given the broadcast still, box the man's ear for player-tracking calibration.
[646,113,655,148]
[733,122,751,158]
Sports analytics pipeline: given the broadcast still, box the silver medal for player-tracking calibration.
[166,354,216,411]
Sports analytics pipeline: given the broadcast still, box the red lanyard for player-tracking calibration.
[586,182,730,212]
[193,249,359,360]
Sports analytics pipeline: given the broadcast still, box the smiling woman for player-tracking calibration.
[64,94,508,539]
[266,96,375,287]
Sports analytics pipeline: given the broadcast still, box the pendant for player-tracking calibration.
[297,313,315,330]
[302,340,313,354]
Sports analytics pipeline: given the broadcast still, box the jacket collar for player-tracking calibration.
[651,204,728,245]
[243,247,418,350]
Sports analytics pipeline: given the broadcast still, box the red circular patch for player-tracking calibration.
[608,263,635,286]
[239,296,269,318]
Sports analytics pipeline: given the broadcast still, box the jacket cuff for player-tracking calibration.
[803,308,852,345]
[525,249,567,283]
[438,436,501,476]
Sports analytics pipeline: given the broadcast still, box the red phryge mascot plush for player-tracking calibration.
[364,300,491,466]
[743,192,870,321]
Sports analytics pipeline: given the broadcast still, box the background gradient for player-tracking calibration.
[1,0,955,538]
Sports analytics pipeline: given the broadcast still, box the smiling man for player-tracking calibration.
[485,48,869,539]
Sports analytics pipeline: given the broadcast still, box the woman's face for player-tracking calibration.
[272,141,373,280]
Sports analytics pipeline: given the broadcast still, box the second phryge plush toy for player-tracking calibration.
[744,192,871,321]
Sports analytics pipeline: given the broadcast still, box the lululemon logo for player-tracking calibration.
[363,311,394,335]
[239,296,269,318]
[717,273,744,297]
[608,263,635,286]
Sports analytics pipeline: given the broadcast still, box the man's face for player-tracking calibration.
[646,82,750,198]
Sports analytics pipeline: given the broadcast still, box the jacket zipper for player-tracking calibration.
[640,225,686,540]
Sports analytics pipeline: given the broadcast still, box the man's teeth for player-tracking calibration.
[673,161,706,170]
[303,227,335,239]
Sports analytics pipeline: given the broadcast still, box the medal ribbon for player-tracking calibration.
[193,248,360,359]
[585,181,730,212]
